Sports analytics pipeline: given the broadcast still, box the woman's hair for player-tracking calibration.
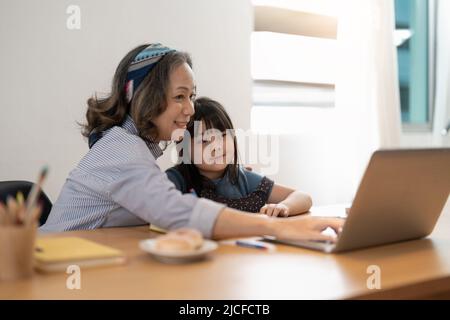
[174,97,239,194]
[81,44,192,142]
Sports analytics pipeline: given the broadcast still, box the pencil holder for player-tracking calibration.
[0,223,37,281]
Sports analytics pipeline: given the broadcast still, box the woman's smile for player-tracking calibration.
[174,120,189,129]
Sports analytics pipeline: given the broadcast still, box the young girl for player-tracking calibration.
[167,97,313,217]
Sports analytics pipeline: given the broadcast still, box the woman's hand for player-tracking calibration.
[260,203,290,217]
[212,207,344,242]
[270,215,345,243]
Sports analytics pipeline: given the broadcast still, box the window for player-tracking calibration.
[395,0,436,129]
[251,1,338,109]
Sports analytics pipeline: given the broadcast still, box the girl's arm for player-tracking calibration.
[260,184,313,217]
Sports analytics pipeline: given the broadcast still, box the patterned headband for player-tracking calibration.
[125,43,175,102]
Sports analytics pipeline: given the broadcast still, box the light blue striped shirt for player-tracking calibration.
[40,116,225,238]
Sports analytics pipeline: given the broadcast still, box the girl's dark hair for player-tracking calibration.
[81,44,192,142]
[175,97,239,195]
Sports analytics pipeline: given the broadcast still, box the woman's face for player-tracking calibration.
[153,62,196,141]
[191,121,235,178]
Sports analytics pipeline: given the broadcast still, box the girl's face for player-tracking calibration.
[153,62,196,141]
[191,121,235,179]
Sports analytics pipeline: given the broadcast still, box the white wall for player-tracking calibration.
[0,0,252,201]
[250,107,360,205]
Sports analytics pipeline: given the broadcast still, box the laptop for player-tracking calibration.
[264,148,450,253]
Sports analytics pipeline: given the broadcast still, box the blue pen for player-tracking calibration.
[235,240,269,250]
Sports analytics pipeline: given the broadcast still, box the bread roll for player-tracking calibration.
[154,235,195,253]
[154,228,203,253]
[169,228,203,249]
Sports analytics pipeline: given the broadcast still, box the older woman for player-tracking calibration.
[40,43,343,243]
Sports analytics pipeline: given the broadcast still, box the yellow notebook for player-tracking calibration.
[149,224,167,234]
[34,237,126,272]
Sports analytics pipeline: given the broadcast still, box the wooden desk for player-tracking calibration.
[1,205,450,300]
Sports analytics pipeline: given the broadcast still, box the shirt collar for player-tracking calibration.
[122,115,163,159]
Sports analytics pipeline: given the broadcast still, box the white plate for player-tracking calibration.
[139,239,218,264]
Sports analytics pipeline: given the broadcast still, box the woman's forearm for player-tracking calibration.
[211,207,274,240]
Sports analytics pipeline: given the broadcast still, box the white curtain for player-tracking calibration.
[335,0,402,184]
[433,0,450,146]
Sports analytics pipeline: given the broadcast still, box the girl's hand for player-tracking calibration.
[260,203,290,217]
